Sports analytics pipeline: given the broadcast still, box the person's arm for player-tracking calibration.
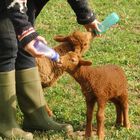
[5,0,38,48]
[67,0,101,33]
[67,0,96,25]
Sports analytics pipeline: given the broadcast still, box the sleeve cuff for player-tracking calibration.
[19,32,38,48]
[77,12,96,25]
[17,27,38,47]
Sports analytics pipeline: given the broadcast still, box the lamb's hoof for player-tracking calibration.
[125,123,131,129]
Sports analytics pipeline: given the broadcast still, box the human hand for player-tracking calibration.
[84,19,101,36]
[24,36,47,57]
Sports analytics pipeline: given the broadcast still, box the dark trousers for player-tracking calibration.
[0,17,36,72]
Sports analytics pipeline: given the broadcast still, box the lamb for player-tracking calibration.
[35,31,93,88]
[58,52,130,140]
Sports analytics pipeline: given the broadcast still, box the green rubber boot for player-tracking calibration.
[0,70,33,140]
[16,67,73,134]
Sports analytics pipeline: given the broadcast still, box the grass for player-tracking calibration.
[19,0,140,139]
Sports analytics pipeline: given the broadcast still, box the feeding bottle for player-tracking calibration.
[33,40,60,62]
[93,12,120,34]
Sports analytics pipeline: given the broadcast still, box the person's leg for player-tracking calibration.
[16,67,73,133]
[15,48,73,133]
[0,17,33,140]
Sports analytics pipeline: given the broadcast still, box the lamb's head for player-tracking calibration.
[58,52,92,73]
[36,31,93,88]
[54,31,93,56]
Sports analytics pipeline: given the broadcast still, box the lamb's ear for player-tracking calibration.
[79,59,92,66]
[67,35,79,45]
[53,35,69,42]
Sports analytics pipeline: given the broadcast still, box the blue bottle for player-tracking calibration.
[34,40,60,62]
[93,12,120,34]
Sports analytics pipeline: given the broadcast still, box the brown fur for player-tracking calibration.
[35,31,93,88]
[58,52,130,140]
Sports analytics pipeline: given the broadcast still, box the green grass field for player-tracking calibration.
[21,0,140,139]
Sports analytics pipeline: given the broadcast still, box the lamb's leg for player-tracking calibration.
[45,104,53,117]
[120,95,130,128]
[111,98,123,126]
[96,100,106,140]
[115,103,123,126]
[85,99,95,138]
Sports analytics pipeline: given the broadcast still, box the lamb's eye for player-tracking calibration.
[83,43,87,46]
[71,59,75,62]
[71,58,76,63]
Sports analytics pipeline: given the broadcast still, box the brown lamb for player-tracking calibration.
[58,52,130,140]
[35,31,93,88]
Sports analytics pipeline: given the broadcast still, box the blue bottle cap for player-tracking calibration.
[52,52,60,62]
